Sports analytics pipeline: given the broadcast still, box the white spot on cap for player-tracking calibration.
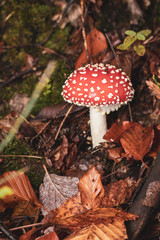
[79,83,82,86]
[80,71,86,74]
[116,76,120,79]
[90,87,94,92]
[102,71,107,74]
[115,90,118,93]
[92,74,98,77]
[72,91,75,94]
[77,88,81,91]
[73,80,76,84]
[94,97,100,101]
[97,86,101,90]
[110,76,113,78]
[102,79,107,83]
[111,70,115,73]
[84,88,88,92]
[108,93,113,98]
[108,86,113,88]
[100,91,105,94]
[120,81,124,84]
[91,81,95,84]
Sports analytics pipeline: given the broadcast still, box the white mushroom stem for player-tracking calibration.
[89,104,121,148]
[90,106,107,148]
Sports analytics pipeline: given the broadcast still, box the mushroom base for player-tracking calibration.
[90,106,107,148]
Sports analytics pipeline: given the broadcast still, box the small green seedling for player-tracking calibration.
[153,75,160,89]
[117,29,151,56]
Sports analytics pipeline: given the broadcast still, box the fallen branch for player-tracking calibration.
[127,152,160,240]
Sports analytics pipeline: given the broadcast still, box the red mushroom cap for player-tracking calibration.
[62,63,134,108]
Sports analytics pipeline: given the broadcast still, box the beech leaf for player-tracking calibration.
[64,222,128,240]
[78,165,104,209]
[0,171,42,208]
[146,80,160,99]
[103,121,139,143]
[120,124,154,162]
[75,28,108,69]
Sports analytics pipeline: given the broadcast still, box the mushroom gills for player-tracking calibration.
[96,104,121,115]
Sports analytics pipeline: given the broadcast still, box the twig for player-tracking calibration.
[0,221,17,240]
[54,104,74,141]
[0,66,44,88]
[105,33,120,67]
[80,0,90,62]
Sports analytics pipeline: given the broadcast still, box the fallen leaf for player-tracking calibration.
[78,165,104,209]
[103,121,138,143]
[54,134,69,169]
[107,147,124,163]
[146,80,160,99]
[39,172,79,216]
[64,222,127,240]
[0,112,18,140]
[120,124,154,162]
[0,171,42,208]
[20,228,37,240]
[42,192,86,226]
[35,230,59,240]
[75,28,108,69]
[102,178,137,207]
[54,207,138,230]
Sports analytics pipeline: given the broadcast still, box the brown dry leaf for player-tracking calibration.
[102,178,137,207]
[107,147,124,163]
[78,165,104,209]
[120,124,154,162]
[66,221,127,240]
[146,80,160,99]
[42,192,86,226]
[64,222,127,240]
[35,231,59,240]
[146,126,160,158]
[0,171,42,208]
[0,112,18,140]
[103,121,138,143]
[75,28,108,69]
[11,200,40,224]
[19,228,37,240]
[54,134,69,169]
[54,207,138,230]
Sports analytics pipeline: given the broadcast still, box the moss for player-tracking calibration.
[0,139,45,190]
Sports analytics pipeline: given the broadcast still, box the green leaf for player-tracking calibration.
[125,30,136,36]
[117,43,129,50]
[134,45,145,56]
[124,35,137,48]
[137,33,145,41]
[138,29,151,37]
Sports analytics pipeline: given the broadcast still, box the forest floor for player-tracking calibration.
[0,0,160,240]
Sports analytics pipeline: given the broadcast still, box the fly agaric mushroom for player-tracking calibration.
[62,63,134,148]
